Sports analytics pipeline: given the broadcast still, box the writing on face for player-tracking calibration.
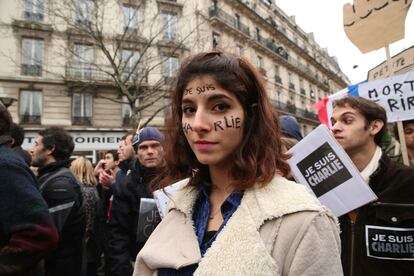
[183,83,216,96]
[182,115,242,134]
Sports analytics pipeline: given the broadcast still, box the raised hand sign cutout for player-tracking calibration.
[343,0,412,53]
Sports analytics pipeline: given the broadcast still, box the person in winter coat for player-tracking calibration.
[71,156,102,276]
[29,127,85,276]
[331,96,414,276]
[107,127,166,276]
[0,102,58,276]
[133,51,342,275]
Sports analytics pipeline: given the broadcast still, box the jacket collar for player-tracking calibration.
[137,175,323,275]
[170,174,321,226]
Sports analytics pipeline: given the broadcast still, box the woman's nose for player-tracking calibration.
[192,110,211,133]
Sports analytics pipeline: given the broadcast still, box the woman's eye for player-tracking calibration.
[213,103,230,112]
[182,106,196,114]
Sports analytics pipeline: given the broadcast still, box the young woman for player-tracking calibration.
[133,51,342,275]
[70,157,102,276]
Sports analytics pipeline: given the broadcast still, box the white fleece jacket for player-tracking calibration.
[134,175,343,276]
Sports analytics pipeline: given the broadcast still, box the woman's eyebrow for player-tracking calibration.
[206,94,232,102]
[181,98,194,105]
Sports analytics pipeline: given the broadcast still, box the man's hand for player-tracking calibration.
[343,0,412,53]
[99,169,115,190]
[94,159,106,176]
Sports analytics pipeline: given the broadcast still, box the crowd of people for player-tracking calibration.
[1,51,414,276]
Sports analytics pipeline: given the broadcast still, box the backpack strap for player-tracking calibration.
[38,167,73,192]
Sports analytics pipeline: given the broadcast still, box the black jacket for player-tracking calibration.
[38,160,86,276]
[0,145,58,276]
[340,154,414,276]
[107,160,159,276]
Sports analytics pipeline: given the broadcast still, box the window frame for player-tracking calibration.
[19,90,42,124]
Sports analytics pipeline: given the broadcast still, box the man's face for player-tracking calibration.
[29,136,52,167]
[118,134,135,161]
[404,123,414,150]
[104,153,118,170]
[137,140,164,168]
[330,105,379,154]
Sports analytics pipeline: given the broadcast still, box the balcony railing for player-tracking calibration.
[289,82,295,90]
[21,64,42,76]
[300,88,306,95]
[20,114,41,124]
[271,100,318,121]
[66,65,113,81]
[209,7,250,37]
[24,12,44,22]
[72,116,92,125]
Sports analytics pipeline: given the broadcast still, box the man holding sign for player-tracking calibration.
[331,96,414,276]
[107,127,166,276]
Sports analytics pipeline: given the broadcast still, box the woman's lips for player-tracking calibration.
[194,141,217,151]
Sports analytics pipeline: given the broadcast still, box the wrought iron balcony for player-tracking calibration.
[21,64,42,76]
[20,114,41,124]
[289,82,295,90]
[274,75,282,84]
[209,7,250,37]
[72,116,92,125]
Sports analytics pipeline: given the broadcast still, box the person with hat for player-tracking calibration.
[107,127,166,276]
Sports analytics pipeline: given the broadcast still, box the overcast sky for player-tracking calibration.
[276,0,414,85]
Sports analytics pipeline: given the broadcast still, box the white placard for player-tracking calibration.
[153,178,189,218]
[358,71,414,123]
[288,125,377,217]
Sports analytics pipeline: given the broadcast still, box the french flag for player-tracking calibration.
[311,81,365,127]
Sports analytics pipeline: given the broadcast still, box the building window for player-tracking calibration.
[122,49,140,81]
[163,96,172,119]
[260,0,272,6]
[75,0,96,27]
[21,38,43,76]
[162,57,178,78]
[122,95,132,126]
[236,45,243,56]
[162,12,177,40]
[235,13,241,30]
[257,55,263,68]
[73,44,94,79]
[256,27,261,42]
[72,93,92,125]
[274,65,282,84]
[212,32,220,48]
[24,0,44,22]
[20,90,42,124]
[123,5,139,32]
[288,72,295,90]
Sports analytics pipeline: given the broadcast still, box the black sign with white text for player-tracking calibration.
[297,142,352,197]
[366,225,414,260]
[136,198,161,243]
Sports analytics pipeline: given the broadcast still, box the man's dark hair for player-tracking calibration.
[38,127,74,161]
[393,119,414,141]
[10,123,25,147]
[333,96,387,146]
[105,150,119,161]
[121,131,135,141]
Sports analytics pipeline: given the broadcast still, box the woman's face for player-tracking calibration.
[181,76,245,168]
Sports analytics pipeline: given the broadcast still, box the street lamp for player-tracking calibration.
[0,97,17,108]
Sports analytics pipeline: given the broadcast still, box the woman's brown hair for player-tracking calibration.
[163,51,290,190]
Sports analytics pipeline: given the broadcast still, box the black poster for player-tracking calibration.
[297,142,352,197]
[366,225,414,260]
[136,198,161,243]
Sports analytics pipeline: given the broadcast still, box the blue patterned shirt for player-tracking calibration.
[158,184,244,275]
